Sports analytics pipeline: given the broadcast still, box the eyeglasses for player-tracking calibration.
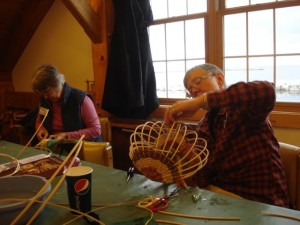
[42,87,56,97]
[186,75,211,92]
[41,87,62,100]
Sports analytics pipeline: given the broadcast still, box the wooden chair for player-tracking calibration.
[37,140,113,168]
[37,117,114,168]
[99,117,111,142]
[81,117,113,167]
[278,142,300,210]
[206,142,300,210]
[81,141,113,167]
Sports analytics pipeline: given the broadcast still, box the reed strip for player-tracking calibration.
[155,220,186,225]
[28,140,83,224]
[159,210,240,221]
[64,200,143,224]
[15,109,49,159]
[261,211,300,222]
[2,198,104,225]
[11,135,84,225]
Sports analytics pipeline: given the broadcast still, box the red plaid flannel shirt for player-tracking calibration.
[194,81,289,208]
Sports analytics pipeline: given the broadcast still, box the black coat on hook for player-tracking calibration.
[101,0,159,119]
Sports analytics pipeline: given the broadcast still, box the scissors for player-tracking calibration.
[126,167,134,182]
[137,196,168,212]
[137,186,181,212]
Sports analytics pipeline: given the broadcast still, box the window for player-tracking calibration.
[149,0,207,98]
[149,0,300,104]
[223,3,300,102]
[226,0,288,8]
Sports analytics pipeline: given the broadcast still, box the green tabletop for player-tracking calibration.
[1,140,300,225]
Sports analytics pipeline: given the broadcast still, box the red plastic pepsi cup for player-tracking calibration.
[64,166,93,214]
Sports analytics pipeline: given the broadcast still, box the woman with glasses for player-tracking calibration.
[32,64,102,142]
[164,63,289,208]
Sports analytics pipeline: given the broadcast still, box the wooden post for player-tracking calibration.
[90,0,114,116]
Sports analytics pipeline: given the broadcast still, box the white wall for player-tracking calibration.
[12,0,93,92]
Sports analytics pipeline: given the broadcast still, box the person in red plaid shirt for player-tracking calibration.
[164,63,289,208]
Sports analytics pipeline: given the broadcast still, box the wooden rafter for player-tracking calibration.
[61,0,102,44]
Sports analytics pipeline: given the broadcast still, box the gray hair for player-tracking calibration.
[32,64,65,93]
[183,63,224,89]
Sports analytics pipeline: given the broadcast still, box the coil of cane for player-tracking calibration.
[129,121,209,184]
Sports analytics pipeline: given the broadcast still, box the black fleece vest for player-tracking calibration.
[41,83,86,133]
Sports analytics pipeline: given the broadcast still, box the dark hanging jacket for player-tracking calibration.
[40,83,101,142]
[101,0,159,119]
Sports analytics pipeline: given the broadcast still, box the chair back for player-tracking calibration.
[278,142,300,210]
[37,138,114,168]
[82,141,113,167]
[99,117,111,142]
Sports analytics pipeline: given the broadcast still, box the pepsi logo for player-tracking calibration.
[74,179,90,195]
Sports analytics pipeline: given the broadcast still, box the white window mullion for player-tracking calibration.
[273,8,277,86]
[246,12,249,82]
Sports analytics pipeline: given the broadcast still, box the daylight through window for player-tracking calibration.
[149,0,300,102]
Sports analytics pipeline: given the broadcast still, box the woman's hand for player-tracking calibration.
[37,127,49,140]
[164,95,208,125]
[49,132,68,140]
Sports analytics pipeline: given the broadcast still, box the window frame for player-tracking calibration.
[149,0,300,128]
[217,0,300,114]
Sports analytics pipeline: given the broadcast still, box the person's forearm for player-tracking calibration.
[78,96,101,140]
[67,126,101,140]
[195,94,208,110]
[207,81,275,112]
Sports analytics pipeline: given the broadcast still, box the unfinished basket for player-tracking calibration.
[129,121,209,184]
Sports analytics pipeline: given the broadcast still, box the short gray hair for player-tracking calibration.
[183,63,224,89]
[32,64,65,93]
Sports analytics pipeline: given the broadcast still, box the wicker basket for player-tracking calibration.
[129,121,209,184]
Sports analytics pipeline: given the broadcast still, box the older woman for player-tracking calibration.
[164,63,289,207]
[32,64,102,142]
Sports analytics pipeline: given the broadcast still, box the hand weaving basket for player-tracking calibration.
[129,121,209,184]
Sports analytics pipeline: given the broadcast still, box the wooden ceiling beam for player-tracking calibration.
[62,0,102,44]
